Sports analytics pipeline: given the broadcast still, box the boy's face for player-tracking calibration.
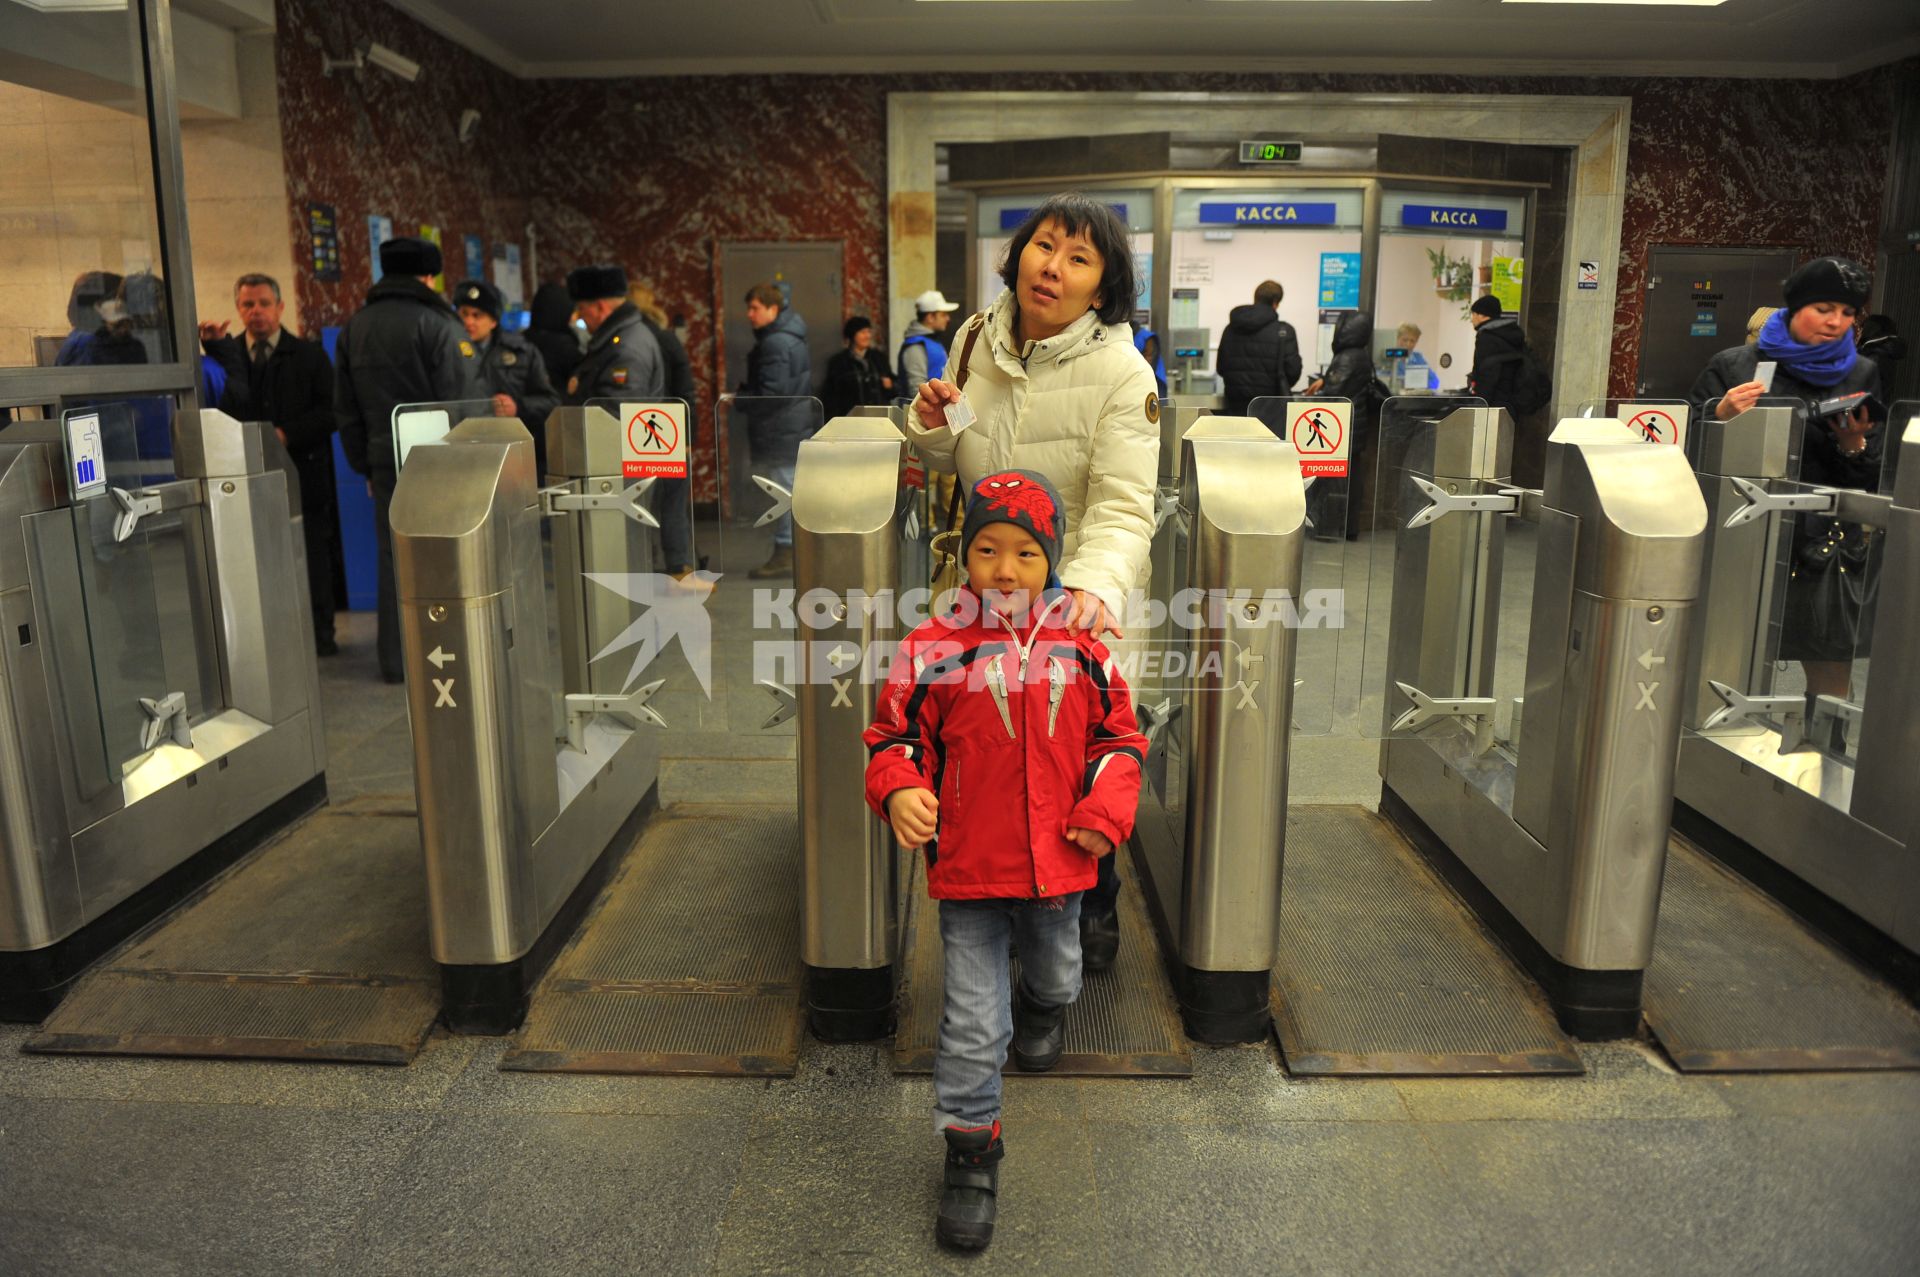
[965,522,1049,616]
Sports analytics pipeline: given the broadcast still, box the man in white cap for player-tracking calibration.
[898,288,961,401]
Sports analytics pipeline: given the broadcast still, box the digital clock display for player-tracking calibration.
[1239,140,1303,165]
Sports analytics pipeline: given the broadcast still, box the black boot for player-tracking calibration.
[1079,908,1120,973]
[1012,983,1067,1072]
[936,1123,1003,1251]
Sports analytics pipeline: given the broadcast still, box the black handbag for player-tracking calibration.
[1779,516,1879,661]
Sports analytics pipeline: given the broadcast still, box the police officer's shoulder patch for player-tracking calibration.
[459,340,475,358]
[611,367,628,386]
[1145,392,1160,424]
[502,351,517,366]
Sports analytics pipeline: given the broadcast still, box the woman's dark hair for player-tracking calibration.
[997,193,1137,327]
[842,315,873,342]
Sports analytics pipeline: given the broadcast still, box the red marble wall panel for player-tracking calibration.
[275,0,536,333]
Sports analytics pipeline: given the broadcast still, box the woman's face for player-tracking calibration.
[1789,300,1857,345]
[849,327,872,354]
[1015,218,1105,341]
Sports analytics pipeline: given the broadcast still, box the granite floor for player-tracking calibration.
[5,560,1915,1274]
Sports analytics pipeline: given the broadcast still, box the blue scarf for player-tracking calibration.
[1754,309,1857,387]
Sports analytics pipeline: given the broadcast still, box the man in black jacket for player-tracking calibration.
[454,278,561,464]
[1467,294,1527,414]
[201,272,342,655]
[1216,279,1303,418]
[335,237,484,682]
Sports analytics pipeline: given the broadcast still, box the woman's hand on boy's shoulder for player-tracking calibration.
[886,787,939,850]
[1067,826,1113,858]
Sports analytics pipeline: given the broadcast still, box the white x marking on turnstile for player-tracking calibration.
[831,677,853,708]
[433,678,457,708]
[1235,681,1260,710]
[1634,681,1659,712]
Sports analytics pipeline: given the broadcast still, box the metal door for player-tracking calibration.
[1635,248,1799,398]
[718,242,845,401]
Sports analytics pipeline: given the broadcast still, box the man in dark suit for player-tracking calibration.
[200,272,342,656]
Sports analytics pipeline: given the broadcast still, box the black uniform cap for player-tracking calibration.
[567,265,628,302]
[379,236,442,278]
[453,278,503,319]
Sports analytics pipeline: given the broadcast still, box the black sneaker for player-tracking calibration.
[1011,983,1066,1072]
[936,1123,1002,1251]
[1080,908,1120,973]
[315,637,339,657]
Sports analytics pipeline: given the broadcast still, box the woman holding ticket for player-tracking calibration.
[906,192,1160,972]
[1686,255,1885,713]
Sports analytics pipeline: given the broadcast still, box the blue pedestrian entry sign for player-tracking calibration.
[65,410,106,499]
[1199,202,1338,226]
[1399,204,1509,231]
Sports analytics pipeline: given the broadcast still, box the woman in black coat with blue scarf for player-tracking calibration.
[1686,256,1883,711]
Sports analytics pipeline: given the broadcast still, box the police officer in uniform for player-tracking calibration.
[563,264,664,404]
[454,278,560,475]
[335,236,483,682]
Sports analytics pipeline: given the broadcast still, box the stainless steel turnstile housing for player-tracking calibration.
[0,409,327,1017]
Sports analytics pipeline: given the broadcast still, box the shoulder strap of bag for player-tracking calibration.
[952,311,987,392]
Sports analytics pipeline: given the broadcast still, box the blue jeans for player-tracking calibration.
[763,459,796,547]
[933,893,1083,1131]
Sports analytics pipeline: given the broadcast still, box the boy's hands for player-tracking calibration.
[886,787,939,850]
[1068,827,1114,858]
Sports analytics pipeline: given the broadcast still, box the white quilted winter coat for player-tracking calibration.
[905,289,1161,618]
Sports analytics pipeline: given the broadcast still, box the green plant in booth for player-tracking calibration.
[1427,247,1474,302]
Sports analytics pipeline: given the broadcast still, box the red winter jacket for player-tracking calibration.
[863,590,1147,901]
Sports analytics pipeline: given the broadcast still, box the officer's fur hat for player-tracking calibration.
[567,265,628,302]
[379,236,442,278]
[453,279,502,319]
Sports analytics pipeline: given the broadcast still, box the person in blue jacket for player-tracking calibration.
[740,283,815,578]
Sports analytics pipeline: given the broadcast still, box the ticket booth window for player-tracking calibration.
[1376,190,1529,393]
[972,191,1154,321]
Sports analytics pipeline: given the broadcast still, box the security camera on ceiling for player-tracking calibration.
[322,40,421,83]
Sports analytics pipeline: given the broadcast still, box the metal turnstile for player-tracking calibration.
[1676,407,1920,993]
[789,415,906,1039]
[392,414,662,1032]
[1380,411,1707,1037]
[1132,415,1307,1042]
[0,408,326,1018]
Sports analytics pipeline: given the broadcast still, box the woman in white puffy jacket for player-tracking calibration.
[907,193,1160,642]
[906,192,1160,971]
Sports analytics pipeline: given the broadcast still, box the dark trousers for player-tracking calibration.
[371,468,402,679]
[302,501,338,642]
[656,477,692,570]
[1084,848,1121,917]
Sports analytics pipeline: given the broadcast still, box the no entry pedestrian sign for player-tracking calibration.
[1286,400,1351,478]
[621,401,688,478]
[1615,403,1688,450]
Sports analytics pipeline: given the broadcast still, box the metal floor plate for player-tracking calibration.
[1644,839,1920,1072]
[26,796,437,1064]
[1274,806,1583,1077]
[893,857,1192,1078]
[502,805,803,1077]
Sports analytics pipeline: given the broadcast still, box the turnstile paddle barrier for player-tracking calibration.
[1674,402,1920,1001]
[1132,415,1309,1042]
[788,415,908,1039]
[1375,409,1708,1038]
[0,407,326,1017]
[391,414,663,1033]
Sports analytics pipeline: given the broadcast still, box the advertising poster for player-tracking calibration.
[419,224,444,293]
[1318,252,1362,309]
[367,214,394,283]
[1491,257,1525,313]
[307,202,341,281]
[491,244,525,311]
[463,234,485,288]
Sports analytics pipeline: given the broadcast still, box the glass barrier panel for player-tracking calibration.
[1247,394,1351,736]
[0,3,176,371]
[576,396,719,732]
[717,395,824,735]
[390,399,494,473]
[1356,394,1488,738]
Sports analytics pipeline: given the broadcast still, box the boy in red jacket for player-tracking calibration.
[864,468,1146,1252]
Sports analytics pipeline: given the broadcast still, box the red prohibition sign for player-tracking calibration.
[1628,409,1677,444]
[1291,408,1343,455]
[627,408,680,455]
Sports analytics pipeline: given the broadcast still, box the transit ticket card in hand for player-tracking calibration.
[943,395,977,434]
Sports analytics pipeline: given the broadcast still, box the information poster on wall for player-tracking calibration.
[419,224,445,293]
[1318,252,1362,309]
[462,234,485,288]
[367,214,394,284]
[1491,257,1525,313]
[307,202,341,281]
[491,244,525,311]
